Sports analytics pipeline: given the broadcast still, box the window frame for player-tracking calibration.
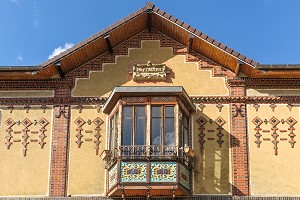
[150,105,175,146]
[121,105,147,146]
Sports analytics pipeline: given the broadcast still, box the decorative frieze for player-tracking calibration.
[4,117,49,156]
[252,116,297,155]
[74,116,104,155]
[197,116,227,155]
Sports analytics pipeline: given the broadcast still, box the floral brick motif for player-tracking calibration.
[120,162,147,182]
[179,163,190,189]
[150,162,176,182]
[108,164,118,190]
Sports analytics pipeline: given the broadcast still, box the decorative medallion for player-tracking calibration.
[252,117,263,127]
[214,117,226,127]
[269,117,280,127]
[74,117,86,127]
[286,117,297,127]
[130,61,170,81]
[196,116,207,127]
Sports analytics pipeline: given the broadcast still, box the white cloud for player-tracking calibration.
[9,0,18,4]
[48,42,74,59]
[33,2,40,28]
[17,55,23,62]
[33,19,40,28]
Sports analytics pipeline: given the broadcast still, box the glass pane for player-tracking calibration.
[110,117,115,150]
[136,118,145,145]
[122,107,133,145]
[122,118,132,145]
[178,124,183,148]
[183,115,188,127]
[123,106,132,118]
[136,106,145,117]
[114,111,119,148]
[184,127,189,147]
[164,118,175,146]
[151,118,161,145]
[152,106,161,117]
[136,107,146,145]
[165,106,174,118]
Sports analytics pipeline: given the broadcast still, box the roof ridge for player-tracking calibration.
[150,5,259,67]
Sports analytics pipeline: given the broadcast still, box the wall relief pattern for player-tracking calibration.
[253,116,297,155]
[4,117,49,156]
[196,116,226,155]
[74,116,104,155]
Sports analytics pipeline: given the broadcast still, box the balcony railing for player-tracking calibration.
[104,145,193,168]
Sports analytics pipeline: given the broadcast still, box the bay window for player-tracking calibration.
[103,86,196,198]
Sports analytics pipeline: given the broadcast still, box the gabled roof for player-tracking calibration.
[1,2,299,80]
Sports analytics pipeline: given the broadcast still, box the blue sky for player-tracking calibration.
[1,0,300,66]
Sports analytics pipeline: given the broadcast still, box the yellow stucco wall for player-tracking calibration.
[0,90,54,98]
[193,104,231,194]
[248,104,300,195]
[247,89,300,96]
[68,106,106,196]
[0,106,52,196]
[72,40,229,97]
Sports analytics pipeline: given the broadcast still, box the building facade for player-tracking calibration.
[0,2,300,199]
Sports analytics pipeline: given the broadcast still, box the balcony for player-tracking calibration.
[103,145,193,198]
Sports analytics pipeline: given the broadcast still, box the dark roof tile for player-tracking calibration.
[212,40,220,46]
[175,19,184,26]
[169,16,177,22]
[157,9,165,15]
[188,26,196,33]
[182,23,190,29]
[194,30,202,36]
[206,37,213,43]
[232,51,239,57]
[164,13,171,19]
[225,47,233,54]
[238,54,246,60]
[200,33,208,40]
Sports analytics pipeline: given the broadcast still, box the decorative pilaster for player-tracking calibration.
[228,79,250,196]
[49,105,70,197]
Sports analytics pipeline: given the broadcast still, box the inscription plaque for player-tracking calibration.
[131,61,170,81]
